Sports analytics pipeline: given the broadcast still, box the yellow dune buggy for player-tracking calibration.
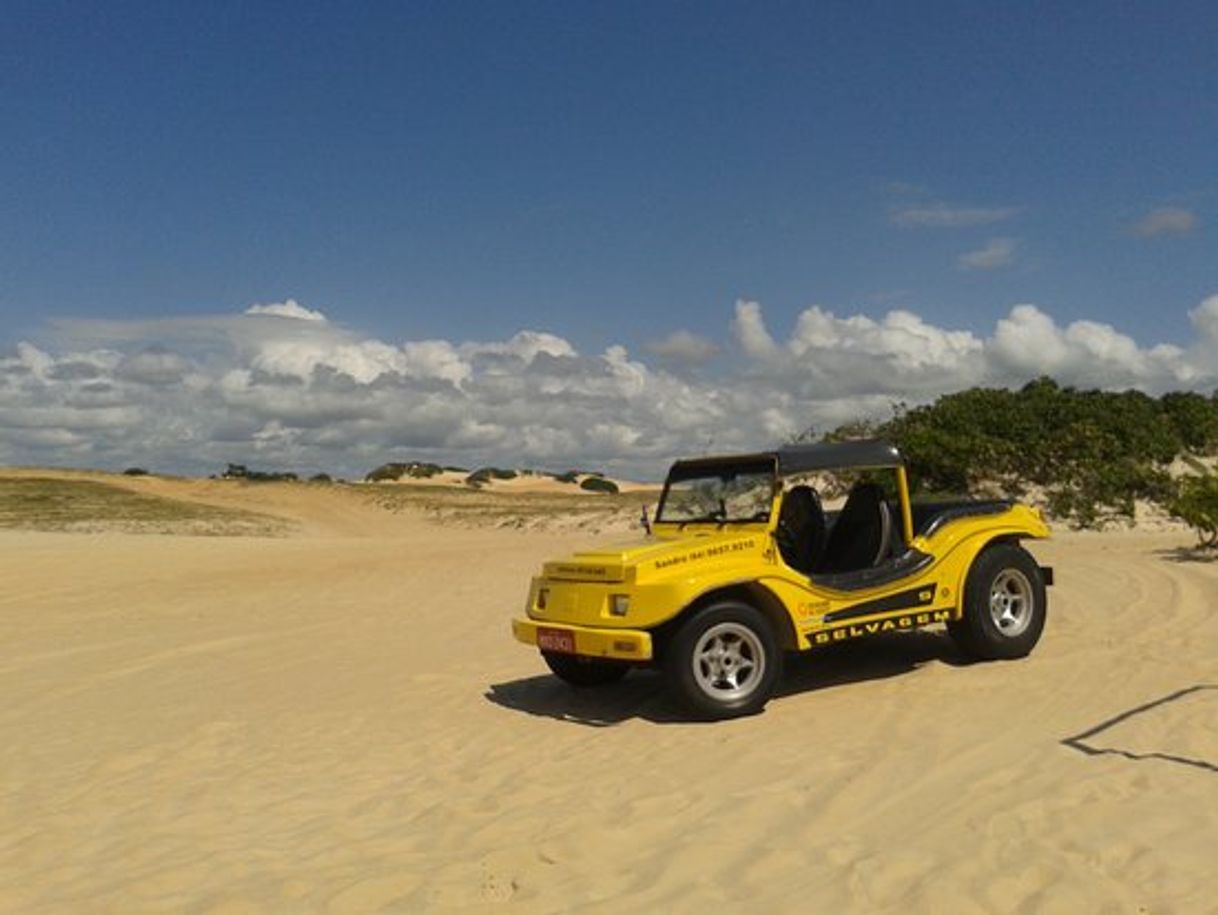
[512,441,1052,719]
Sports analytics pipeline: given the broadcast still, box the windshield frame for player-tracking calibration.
[654,455,778,526]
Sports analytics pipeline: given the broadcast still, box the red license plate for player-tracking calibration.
[537,627,576,654]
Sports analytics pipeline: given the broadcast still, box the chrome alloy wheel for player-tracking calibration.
[989,568,1034,637]
[691,621,766,701]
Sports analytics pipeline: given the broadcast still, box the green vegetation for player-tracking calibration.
[0,478,284,535]
[122,467,150,476]
[821,378,1218,529]
[220,463,298,482]
[365,461,449,482]
[465,467,519,487]
[1168,470,1218,547]
[580,476,620,494]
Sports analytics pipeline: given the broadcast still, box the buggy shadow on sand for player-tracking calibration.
[489,629,971,727]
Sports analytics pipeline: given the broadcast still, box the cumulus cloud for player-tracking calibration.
[890,204,1020,228]
[958,237,1017,270]
[244,299,329,321]
[3,296,1217,478]
[731,299,985,398]
[731,300,781,360]
[1190,294,1218,340]
[989,305,1190,387]
[115,350,190,385]
[646,330,720,363]
[1132,206,1199,238]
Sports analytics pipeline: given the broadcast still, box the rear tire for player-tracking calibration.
[950,543,1047,660]
[664,601,781,719]
[542,651,630,687]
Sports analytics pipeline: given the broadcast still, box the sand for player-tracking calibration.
[2,476,1216,913]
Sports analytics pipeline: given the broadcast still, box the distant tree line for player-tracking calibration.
[217,463,332,484]
[362,461,620,493]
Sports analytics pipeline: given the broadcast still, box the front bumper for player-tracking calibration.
[511,618,654,662]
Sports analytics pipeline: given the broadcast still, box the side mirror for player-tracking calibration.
[640,504,653,535]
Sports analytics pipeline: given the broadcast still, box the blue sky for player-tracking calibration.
[2,2,1217,475]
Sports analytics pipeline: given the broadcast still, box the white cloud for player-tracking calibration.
[988,305,1189,387]
[115,350,190,385]
[3,296,1218,479]
[788,307,982,371]
[462,330,576,364]
[244,299,329,322]
[732,300,985,396]
[1190,294,1218,342]
[646,330,720,363]
[1133,206,1199,238]
[731,300,781,359]
[891,205,1020,228]
[958,237,1017,270]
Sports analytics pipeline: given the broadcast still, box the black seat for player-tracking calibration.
[815,482,893,575]
[775,484,826,575]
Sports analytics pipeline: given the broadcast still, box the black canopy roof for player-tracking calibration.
[666,440,903,479]
[775,440,903,473]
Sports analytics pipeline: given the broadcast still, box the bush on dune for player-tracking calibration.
[1169,472,1218,548]
[365,462,448,482]
[580,476,619,494]
[465,467,518,487]
[220,463,298,483]
[821,378,1218,528]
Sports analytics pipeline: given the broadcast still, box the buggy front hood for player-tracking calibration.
[541,529,769,584]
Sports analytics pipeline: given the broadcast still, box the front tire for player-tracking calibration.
[949,543,1047,660]
[663,601,781,719]
[542,651,630,687]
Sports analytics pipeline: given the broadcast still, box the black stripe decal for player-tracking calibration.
[822,584,937,624]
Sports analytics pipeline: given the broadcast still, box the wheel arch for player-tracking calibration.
[950,537,1048,660]
[946,533,1037,620]
[652,580,798,658]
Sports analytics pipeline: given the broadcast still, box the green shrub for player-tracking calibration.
[366,464,406,482]
[1168,472,1218,548]
[365,462,448,482]
[580,476,619,494]
[822,378,1218,527]
[122,467,149,476]
[553,470,580,484]
[220,463,297,482]
[465,467,517,486]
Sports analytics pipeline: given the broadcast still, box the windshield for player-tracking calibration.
[656,461,775,524]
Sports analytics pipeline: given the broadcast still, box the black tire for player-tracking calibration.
[949,543,1047,661]
[663,601,782,719]
[542,651,630,687]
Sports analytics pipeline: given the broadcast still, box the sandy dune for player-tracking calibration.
[2,478,1216,913]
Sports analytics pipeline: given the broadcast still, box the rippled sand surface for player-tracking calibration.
[2,472,1216,913]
